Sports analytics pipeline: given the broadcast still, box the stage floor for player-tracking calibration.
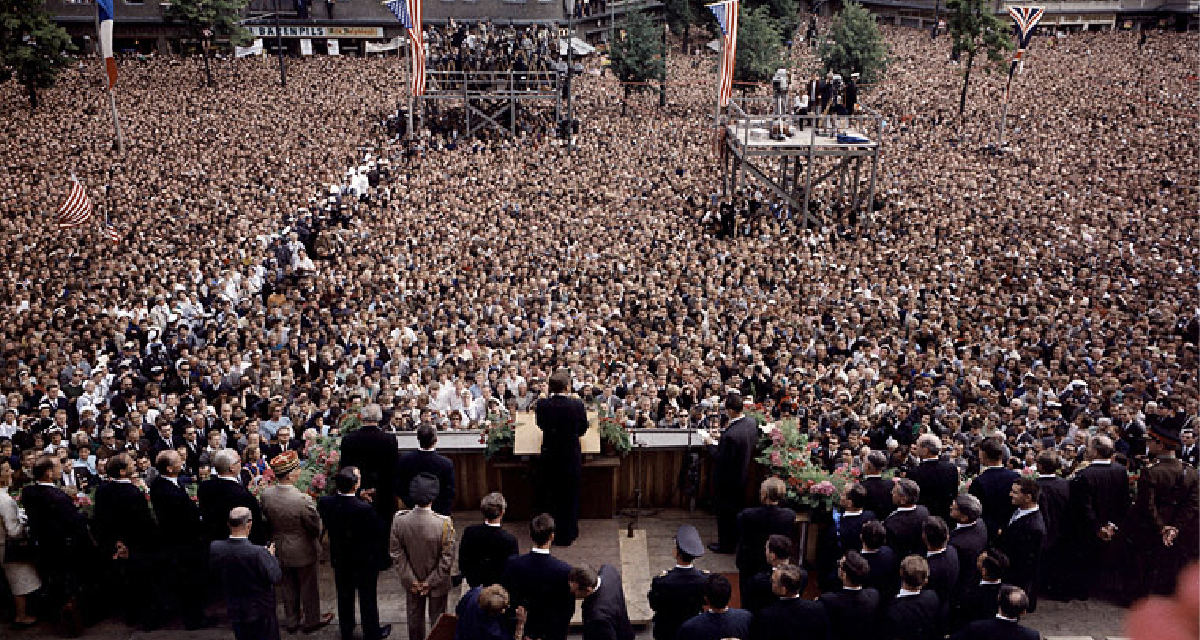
[726,122,878,154]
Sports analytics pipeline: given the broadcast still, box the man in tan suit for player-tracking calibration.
[390,473,455,640]
[260,451,333,634]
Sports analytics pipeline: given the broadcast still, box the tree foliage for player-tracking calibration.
[166,0,252,46]
[818,1,887,83]
[734,6,784,87]
[946,0,1012,116]
[610,9,665,95]
[746,0,798,41]
[0,0,75,109]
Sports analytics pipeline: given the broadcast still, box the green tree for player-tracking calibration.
[664,0,694,53]
[610,9,665,113]
[734,6,784,90]
[818,1,887,83]
[0,0,74,109]
[166,0,251,86]
[748,0,798,41]
[946,0,1012,118]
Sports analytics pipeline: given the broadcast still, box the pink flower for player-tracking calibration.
[262,468,276,483]
[770,428,784,444]
[311,473,327,491]
[770,451,783,466]
[811,480,835,496]
[74,494,93,507]
[327,450,340,464]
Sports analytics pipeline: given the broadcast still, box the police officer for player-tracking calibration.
[648,525,708,640]
[1130,422,1199,599]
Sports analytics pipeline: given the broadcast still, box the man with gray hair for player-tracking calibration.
[884,478,930,559]
[339,403,401,523]
[905,433,959,522]
[210,506,283,640]
[199,448,269,544]
[1067,434,1130,600]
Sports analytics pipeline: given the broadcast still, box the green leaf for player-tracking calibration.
[817,1,888,84]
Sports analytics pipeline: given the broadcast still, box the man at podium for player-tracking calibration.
[535,369,589,546]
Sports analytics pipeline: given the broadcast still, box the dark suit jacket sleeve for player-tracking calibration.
[1070,473,1100,534]
[260,545,284,584]
[582,619,619,640]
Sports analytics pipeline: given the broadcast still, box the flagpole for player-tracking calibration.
[94,9,124,156]
[406,32,414,139]
[998,80,1011,148]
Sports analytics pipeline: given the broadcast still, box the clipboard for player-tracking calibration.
[513,410,600,455]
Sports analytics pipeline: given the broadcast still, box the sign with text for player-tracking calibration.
[327,39,340,55]
[299,38,313,55]
[246,25,383,38]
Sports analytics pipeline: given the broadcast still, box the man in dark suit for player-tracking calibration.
[836,483,876,554]
[861,452,895,519]
[198,448,269,545]
[968,438,1019,540]
[997,477,1046,611]
[905,434,959,522]
[949,585,1039,640]
[318,467,393,640]
[709,392,759,553]
[339,403,400,524]
[648,525,708,640]
[396,424,456,515]
[750,563,830,640]
[262,425,304,461]
[1034,451,1071,600]
[20,454,93,633]
[92,454,159,627]
[736,477,795,603]
[885,479,930,559]
[458,491,519,589]
[570,564,636,640]
[949,548,1007,631]
[677,574,753,640]
[1069,434,1129,600]
[882,555,940,640]
[534,370,589,546]
[948,494,988,591]
[210,506,283,640]
[922,516,958,629]
[1180,428,1198,468]
[860,520,899,599]
[742,534,796,615]
[149,449,211,629]
[819,551,880,640]
[502,514,575,640]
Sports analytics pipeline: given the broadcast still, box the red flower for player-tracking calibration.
[479,435,487,444]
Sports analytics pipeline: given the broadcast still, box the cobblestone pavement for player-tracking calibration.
[7,510,1131,640]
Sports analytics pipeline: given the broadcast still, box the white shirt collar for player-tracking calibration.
[843,509,863,517]
[980,579,1001,585]
[926,547,946,556]
[220,475,240,482]
[674,564,695,570]
[419,447,435,452]
[1037,474,1056,479]
[1091,459,1111,465]
[531,547,551,554]
[897,588,922,598]
[895,505,916,512]
[115,479,133,483]
[1012,505,1040,521]
[955,520,977,529]
[485,521,502,527]
[338,491,356,497]
[842,585,863,591]
[995,614,1018,622]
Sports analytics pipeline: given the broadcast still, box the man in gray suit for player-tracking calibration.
[210,506,283,640]
[391,473,455,640]
[260,450,333,633]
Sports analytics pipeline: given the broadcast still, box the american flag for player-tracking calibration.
[105,219,121,244]
[1004,6,1044,100]
[386,0,424,96]
[57,177,93,228]
[708,0,739,109]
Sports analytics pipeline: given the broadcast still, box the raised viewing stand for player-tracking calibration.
[418,69,563,138]
[722,97,882,227]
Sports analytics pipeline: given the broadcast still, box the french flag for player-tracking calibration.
[97,0,117,89]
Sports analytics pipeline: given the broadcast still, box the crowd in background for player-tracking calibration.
[0,16,1196,637]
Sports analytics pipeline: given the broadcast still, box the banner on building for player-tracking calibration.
[365,36,405,53]
[246,25,383,38]
[235,38,264,58]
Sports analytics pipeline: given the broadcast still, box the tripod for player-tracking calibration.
[618,429,660,533]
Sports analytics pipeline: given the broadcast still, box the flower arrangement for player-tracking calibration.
[597,416,632,457]
[756,418,862,513]
[481,413,515,460]
[297,435,343,498]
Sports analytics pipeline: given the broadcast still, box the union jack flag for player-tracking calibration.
[708,0,739,109]
[386,0,424,96]
[57,177,93,228]
[1005,7,1044,100]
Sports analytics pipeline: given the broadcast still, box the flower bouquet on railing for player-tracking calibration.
[756,418,858,513]
[597,415,632,457]
[481,412,515,460]
[298,435,342,498]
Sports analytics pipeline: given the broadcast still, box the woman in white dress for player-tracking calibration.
[0,459,40,627]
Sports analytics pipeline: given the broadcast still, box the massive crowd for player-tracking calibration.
[0,15,1196,640]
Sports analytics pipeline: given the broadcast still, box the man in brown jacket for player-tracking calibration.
[260,451,333,633]
[390,473,455,640]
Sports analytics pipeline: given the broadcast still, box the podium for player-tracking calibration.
[512,410,601,455]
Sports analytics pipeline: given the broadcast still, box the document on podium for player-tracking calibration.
[513,410,600,455]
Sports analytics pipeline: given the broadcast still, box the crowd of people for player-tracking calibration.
[0,11,1197,639]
